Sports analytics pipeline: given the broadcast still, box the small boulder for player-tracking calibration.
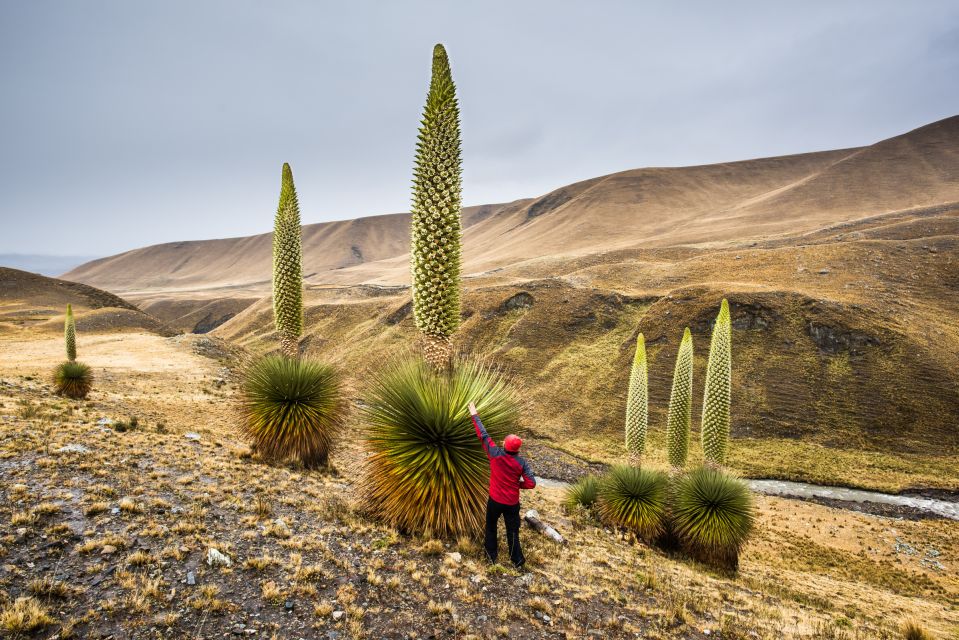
[206,547,232,567]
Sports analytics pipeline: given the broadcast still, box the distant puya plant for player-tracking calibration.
[625,333,648,464]
[410,43,463,370]
[701,299,731,467]
[272,163,304,361]
[53,304,92,399]
[238,163,345,468]
[666,328,693,470]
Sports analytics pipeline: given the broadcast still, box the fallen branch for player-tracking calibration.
[524,509,566,544]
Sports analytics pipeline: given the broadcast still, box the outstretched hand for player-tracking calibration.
[468,402,478,416]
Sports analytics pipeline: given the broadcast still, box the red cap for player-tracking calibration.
[504,434,523,452]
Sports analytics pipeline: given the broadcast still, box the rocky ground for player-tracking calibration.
[0,331,957,639]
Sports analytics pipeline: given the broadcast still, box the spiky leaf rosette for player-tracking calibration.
[53,360,92,399]
[563,475,599,513]
[362,357,519,538]
[596,465,668,541]
[410,44,463,369]
[672,466,754,570]
[272,163,304,359]
[625,333,648,463]
[239,355,345,468]
[702,299,732,466]
[666,328,694,469]
[64,304,76,362]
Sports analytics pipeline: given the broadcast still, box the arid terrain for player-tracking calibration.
[0,327,956,639]
[1,115,958,638]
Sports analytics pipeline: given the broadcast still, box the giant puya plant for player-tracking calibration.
[410,43,463,371]
[625,333,648,464]
[238,163,345,469]
[361,44,521,538]
[666,328,694,470]
[52,304,93,399]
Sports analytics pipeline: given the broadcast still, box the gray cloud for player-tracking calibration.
[1,0,956,256]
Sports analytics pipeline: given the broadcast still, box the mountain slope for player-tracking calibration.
[64,115,959,293]
[0,267,173,336]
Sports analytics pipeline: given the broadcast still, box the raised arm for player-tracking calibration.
[469,402,496,456]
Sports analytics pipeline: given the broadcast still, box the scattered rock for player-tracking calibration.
[57,444,90,454]
[101,545,117,555]
[446,552,462,563]
[206,547,232,567]
[818,268,830,275]
[332,610,345,621]
[184,432,201,442]
[284,600,294,611]
[187,571,196,585]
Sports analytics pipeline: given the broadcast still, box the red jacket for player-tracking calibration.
[472,414,536,505]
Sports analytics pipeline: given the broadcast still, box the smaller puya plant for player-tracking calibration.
[624,333,648,465]
[702,299,732,467]
[666,328,693,471]
[53,304,93,399]
[238,163,345,469]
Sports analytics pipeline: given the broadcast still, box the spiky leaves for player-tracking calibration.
[410,44,463,369]
[666,328,694,469]
[64,304,76,362]
[625,333,648,464]
[564,475,599,512]
[362,358,519,538]
[596,465,668,542]
[272,163,304,359]
[702,299,732,466]
[672,466,754,570]
[239,355,345,468]
[53,361,92,399]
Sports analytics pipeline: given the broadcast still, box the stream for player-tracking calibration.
[535,477,959,521]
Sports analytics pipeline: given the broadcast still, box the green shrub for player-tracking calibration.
[596,465,668,542]
[52,361,93,399]
[564,475,599,512]
[671,466,754,570]
[666,328,693,469]
[624,333,648,462]
[410,44,463,369]
[361,357,519,537]
[239,355,345,468]
[702,299,732,466]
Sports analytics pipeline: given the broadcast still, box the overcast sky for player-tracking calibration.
[1,1,957,257]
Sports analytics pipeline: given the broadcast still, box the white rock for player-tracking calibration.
[446,552,462,563]
[57,444,90,454]
[332,610,345,620]
[206,547,232,567]
[184,432,201,441]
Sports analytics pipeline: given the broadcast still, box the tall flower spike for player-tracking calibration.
[666,328,694,469]
[410,43,463,369]
[272,162,304,359]
[65,304,77,362]
[625,333,648,465]
[702,299,732,466]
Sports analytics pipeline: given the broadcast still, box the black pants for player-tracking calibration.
[484,497,525,568]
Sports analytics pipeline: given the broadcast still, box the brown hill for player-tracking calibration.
[57,116,959,485]
[0,267,174,337]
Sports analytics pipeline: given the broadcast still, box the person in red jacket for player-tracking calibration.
[469,401,536,568]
